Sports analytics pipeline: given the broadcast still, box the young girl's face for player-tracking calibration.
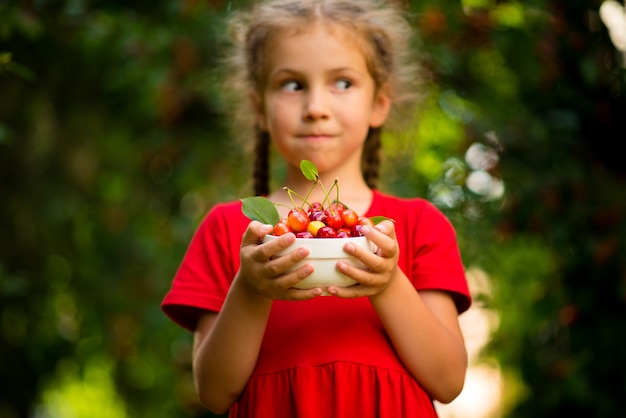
[254,24,391,174]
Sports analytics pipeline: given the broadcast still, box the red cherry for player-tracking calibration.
[337,230,350,238]
[288,209,310,232]
[308,202,322,213]
[309,210,327,223]
[351,218,374,237]
[317,226,338,238]
[329,202,345,215]
[325,210,343,230]
[341,209,359,228]
[274,221,293,236]
[296,231,314,238]
[358,217,375,227]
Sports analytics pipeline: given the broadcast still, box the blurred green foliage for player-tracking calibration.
[1,1,625,417]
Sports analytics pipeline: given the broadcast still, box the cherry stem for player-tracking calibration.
[283,187,298,208]
[323,180,340,214]
[275,202,292,212]
[300,180,317,209]
[283,187,310,210]
[318,181,330,208]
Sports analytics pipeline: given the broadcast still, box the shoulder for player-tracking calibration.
[201,200,245,224]
[208,200,244,216]
[372,189,435,209]
[194,199,249,239]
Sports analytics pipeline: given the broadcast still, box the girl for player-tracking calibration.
[162,0,472,416]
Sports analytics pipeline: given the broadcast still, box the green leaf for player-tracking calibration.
[300,160,319,181]
[370,216,394,225]
[241,196,280,225]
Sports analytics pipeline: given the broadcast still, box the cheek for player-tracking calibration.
[265,101,296,132]
[340,107,372,135]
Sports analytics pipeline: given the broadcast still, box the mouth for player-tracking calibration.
[299,133,334,141]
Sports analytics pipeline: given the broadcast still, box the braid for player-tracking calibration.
[253,127,271,196]
[362,127,382,189]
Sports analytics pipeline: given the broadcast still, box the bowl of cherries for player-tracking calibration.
[242,160,389,293]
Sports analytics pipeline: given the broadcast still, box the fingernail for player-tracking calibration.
[360,226,371,235]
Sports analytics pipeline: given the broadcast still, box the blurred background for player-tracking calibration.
[1,0,625,417]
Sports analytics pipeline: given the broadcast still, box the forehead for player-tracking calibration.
[264,23,369,72]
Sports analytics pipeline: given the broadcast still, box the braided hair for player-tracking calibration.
[253,128,271,196]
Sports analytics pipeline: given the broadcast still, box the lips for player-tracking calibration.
[298,133,334,141]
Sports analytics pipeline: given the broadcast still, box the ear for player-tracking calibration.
[369,84,392,128]
[249,90,267,131]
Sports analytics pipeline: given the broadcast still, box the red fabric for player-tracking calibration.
[162,190,471,417]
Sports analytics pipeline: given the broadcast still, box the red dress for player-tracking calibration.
[162,190,471,417]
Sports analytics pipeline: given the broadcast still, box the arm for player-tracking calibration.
[193,283,272,414]
[370,277,467,403]
[328,221,467,403]
[193,221,322,414]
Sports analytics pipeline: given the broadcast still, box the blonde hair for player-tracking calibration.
[222,0,424,194]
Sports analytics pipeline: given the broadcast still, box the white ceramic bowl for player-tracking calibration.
[263,234,374,293]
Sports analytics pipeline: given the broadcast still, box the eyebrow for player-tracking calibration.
[269,66,365,78]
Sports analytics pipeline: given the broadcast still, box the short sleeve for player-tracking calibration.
[161,202,248,331]
[410,202,471,314]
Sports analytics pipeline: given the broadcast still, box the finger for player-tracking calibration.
[255,233,314,264]
[336,259,380,284]
[360,222,396,257]
[269,266,322,297]
[265,247,311,277]
[241,221,274,247]
[375,220,398,246]
[341,241,386,272]
[285,287,325,300]
[326,284,375,299]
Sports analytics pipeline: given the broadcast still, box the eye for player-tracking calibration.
[334,79,352,90]
[281,80,302,92]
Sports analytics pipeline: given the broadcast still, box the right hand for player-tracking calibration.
[235,221,322,300]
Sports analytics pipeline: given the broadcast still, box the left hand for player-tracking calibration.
[327,219,399,298]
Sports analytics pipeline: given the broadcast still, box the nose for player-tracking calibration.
[303,87,330,121]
